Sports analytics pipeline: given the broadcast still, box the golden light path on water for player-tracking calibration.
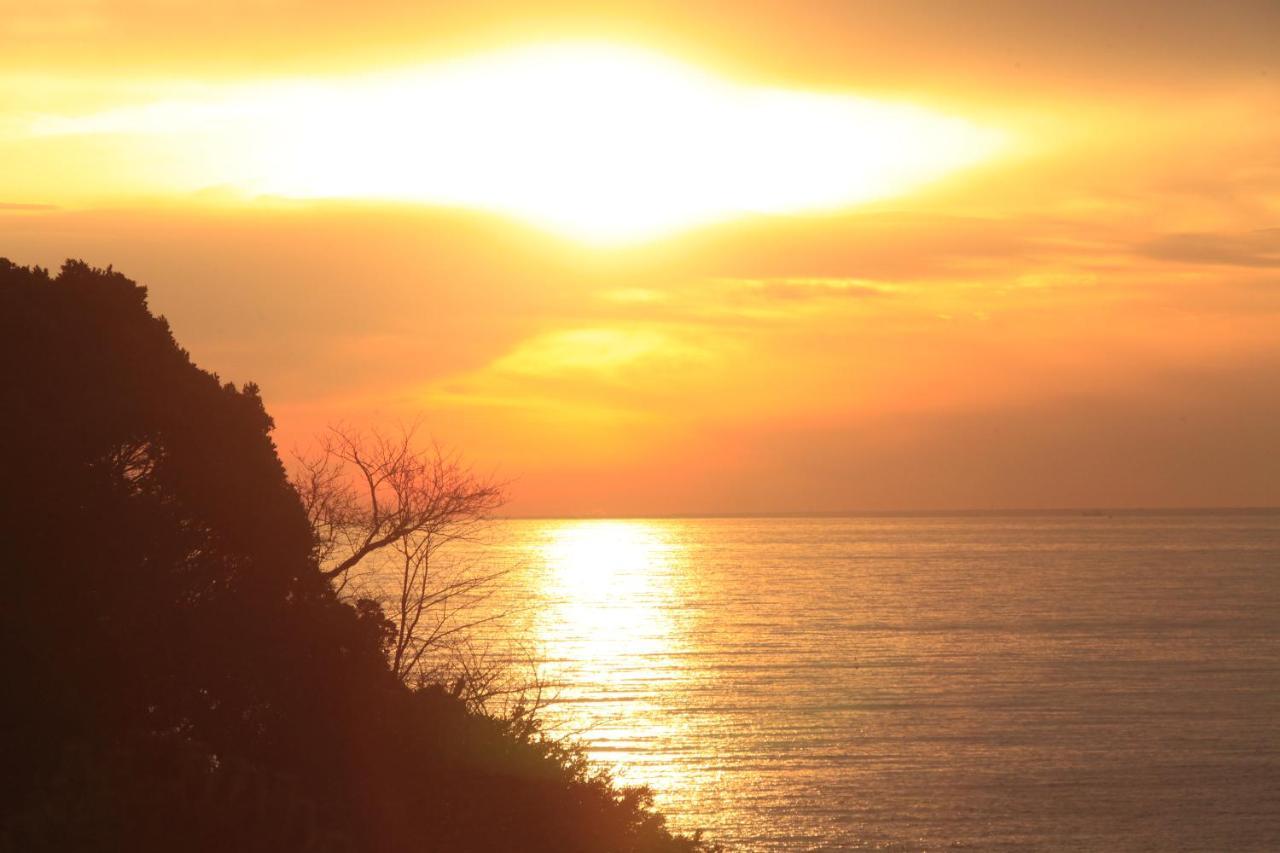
[529,520,702,797]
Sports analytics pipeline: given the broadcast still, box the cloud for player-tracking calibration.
[669,211,1053,281]
[748,278,888,302]
[1140,229,1280,268]
[7,194,1279,515]
[2,0,1277,99]
[589,277,893,332]
[493,327,691,377]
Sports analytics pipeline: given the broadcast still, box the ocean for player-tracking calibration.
[459,512,1280,851]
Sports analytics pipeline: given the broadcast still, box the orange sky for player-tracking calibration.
[3,1,1278,515]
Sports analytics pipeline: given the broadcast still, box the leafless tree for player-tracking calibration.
[291,423,520,700]
[294,424,503,584]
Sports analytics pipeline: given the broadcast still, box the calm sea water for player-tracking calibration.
[463,513,1280,851]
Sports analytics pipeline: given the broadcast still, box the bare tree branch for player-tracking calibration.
[290,423,520,700]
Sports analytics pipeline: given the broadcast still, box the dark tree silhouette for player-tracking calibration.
[0,259,715,853]
[294,424,515,699]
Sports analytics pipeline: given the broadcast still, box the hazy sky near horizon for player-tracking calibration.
[3,1,1279,514]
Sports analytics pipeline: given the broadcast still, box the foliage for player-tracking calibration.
[0,258,716,853]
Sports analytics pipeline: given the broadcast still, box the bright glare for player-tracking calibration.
[536,520,682,668]
[532,520,694,792]
[540,520,674,599]
[33,44,1007,243]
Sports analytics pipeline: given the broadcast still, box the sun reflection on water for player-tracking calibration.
[530,520,699,794]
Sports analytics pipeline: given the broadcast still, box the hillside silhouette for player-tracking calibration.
[0,258,713,853]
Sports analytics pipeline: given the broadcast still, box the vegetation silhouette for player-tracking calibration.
[293,423,515,702]
[0,259,716,853]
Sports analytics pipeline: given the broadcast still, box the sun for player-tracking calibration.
[251,44,1006,243]
[34,42,1008,244]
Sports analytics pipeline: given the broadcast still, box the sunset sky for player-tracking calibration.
[4,1,1278,515]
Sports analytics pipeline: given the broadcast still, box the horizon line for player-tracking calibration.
[496,505,1280,522]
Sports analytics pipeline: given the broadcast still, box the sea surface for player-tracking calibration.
[459,512,1280,851]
